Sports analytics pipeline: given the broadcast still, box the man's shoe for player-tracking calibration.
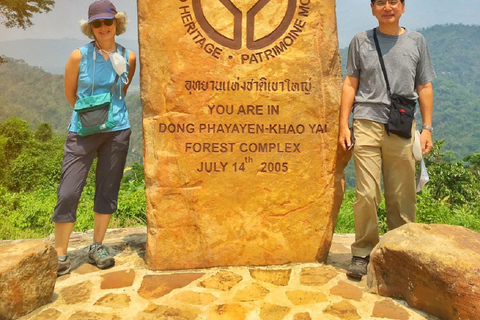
[57,257,71,277]
[88,244,115,269]
[347,256,370,279]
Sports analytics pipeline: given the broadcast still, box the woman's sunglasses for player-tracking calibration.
[91,19,114,28]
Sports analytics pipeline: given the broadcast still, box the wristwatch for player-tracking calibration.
[422,125,433,132]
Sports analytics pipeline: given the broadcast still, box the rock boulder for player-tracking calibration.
[367,223,480,320]
[0,240,57,320]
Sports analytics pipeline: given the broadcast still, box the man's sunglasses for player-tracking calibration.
[91,19,114,28]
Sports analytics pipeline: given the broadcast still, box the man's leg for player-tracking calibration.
[348,120,384,279]
[351,120,383,257]
[382,125,416,230]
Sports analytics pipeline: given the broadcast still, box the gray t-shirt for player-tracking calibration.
[346,28,436,124]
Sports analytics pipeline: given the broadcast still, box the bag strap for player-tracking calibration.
[91,43,125,96]
[373,28,392,96]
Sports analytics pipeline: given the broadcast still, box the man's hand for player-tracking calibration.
[420,129,433,155]
[339,126,353,151]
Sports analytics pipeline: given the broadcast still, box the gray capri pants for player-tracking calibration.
[52,129,131,222]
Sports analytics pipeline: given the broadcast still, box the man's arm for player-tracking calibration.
[417,82,434,155]
[339,75,359,151]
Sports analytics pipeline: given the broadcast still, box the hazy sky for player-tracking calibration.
[0,0,479,48]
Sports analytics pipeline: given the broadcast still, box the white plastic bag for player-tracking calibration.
[416,158,429,192]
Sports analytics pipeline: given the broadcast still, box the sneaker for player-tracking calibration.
[347,256,370,279]
[88,244,115,269]
[57,257,71,277]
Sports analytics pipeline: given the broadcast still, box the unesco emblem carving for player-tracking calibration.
[192,0,297,50]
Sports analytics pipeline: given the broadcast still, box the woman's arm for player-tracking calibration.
[64,49,81,108]
[123,51,137,96]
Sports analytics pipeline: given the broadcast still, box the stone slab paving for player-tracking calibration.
[18,228,438,320]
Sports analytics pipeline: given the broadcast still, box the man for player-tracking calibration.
[338,0,436,279]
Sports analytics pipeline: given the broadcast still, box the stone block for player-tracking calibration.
[138,273,205,300]
[94,293,131,308]
[100,269,136,289]
[249,269,291,286]
[198,271,242,291]
[323,301,360,320]
[259,304,290,320]
[207,304,247,320]
[59,281,92,305]
[330,280,363,301]
[299,266,339,286]
[138,0,348,270]
[0,240,57,320]
[173,291,218,305]
[367,223,480,320]
[286,290,327,305]
[234,283,269,301]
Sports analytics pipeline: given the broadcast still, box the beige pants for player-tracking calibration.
[351,119,416,257]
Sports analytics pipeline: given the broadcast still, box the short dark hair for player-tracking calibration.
[371,0,405,2]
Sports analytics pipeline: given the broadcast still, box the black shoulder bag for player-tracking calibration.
[373,28,416,139]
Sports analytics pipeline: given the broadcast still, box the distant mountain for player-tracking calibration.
[0,38,140,87]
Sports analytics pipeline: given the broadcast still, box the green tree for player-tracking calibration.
[0,117,32,161]
[0,136,8,181]
[0,0,54,29]
[7,138,63,192]
[423,140,480,207]
[34,122,53,142]
[464,153,480,176]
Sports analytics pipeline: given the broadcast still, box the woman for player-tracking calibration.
[53,0,136,276]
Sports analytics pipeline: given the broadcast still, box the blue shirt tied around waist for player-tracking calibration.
[69,42,131,133]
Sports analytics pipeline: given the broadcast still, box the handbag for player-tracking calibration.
[373,28,416,139]
[74,45,125,136]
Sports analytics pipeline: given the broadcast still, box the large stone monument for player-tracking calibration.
[138,0,347,270]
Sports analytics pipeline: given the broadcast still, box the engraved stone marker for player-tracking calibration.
[138,0,347,270]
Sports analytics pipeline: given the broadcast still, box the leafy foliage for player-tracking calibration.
[35,122,53,142]
[0,117,32,161]
[0,0,55,29]
[0,118,146,240]
[423,139,480,207]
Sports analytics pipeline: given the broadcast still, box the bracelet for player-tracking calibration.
[422,125,433,132]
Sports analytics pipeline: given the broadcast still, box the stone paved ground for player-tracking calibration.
[19,227,438,320]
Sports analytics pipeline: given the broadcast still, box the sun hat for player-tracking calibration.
[88,0,117,23]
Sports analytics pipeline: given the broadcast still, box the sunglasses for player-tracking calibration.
[90,19,114,28]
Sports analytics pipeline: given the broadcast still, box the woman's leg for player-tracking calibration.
[54,222,75,256]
